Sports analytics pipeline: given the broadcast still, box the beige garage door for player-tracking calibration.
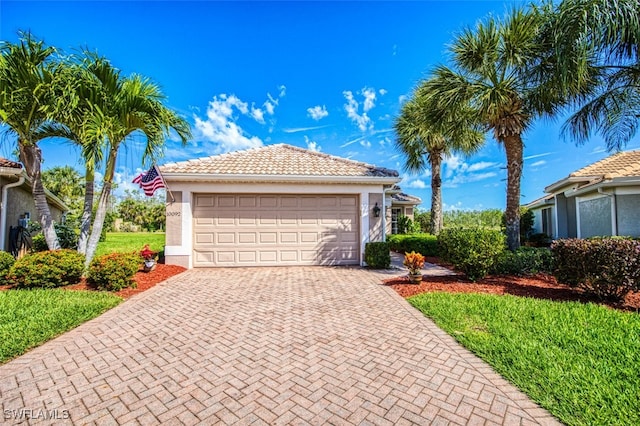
[192,194,360,267]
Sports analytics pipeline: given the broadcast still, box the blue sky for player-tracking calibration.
[2,1,638,209]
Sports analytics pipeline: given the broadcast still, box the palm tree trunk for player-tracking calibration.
[84,150,116,268]
[84,181,111,269]
[19,143,61,250]
[430,153,444,234]
[77,164,94,255]
[503,134,523,251]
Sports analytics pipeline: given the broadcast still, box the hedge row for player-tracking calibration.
[2,250,141,291]
[551,238,640,301]
[387,233,439,257]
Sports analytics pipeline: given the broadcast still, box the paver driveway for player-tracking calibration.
[0,267,560,425]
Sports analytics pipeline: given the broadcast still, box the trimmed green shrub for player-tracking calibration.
[551,238,640,301]
[87,252,141,291]
[438,228,506,281]
[491,247,553,276]
[0,251,15,280]
[6,250,84,288]
[387,233,439,256]
[364,242,391,269]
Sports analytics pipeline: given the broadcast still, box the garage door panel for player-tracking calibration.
[259,232,277,243]
[193,194,359,266]
[217,196,236,208]
[238,233,257,244]
[216,233,235,244]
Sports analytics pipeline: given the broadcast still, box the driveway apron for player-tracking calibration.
[0,267,560,425]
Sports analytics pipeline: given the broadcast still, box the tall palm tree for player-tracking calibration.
[79,65,191,267]
[541,0,640,150]
[421,8,561,250]
[0,32,74,250]
[394,90,484,234]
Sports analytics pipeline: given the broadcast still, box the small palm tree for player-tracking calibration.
[78,63,191,267]
[421,8,561,250]
[394,90,484,234]
[0,32,74,250]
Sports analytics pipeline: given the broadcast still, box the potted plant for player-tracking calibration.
[140,244,157,272]
[403,251,425,284]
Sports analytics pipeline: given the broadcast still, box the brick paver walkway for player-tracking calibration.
[0,267,560,425]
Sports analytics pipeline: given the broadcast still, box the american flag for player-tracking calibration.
[132,165,165,196]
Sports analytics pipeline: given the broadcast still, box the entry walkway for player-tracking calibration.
[0,267,560,425]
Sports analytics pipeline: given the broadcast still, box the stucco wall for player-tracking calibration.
[368,193,383,242]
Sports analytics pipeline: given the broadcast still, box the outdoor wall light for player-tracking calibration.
[373,202,381,218]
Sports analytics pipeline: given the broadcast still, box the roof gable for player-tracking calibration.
[570,150,640,178]
[160,144,399,178]
[545,149,640,193]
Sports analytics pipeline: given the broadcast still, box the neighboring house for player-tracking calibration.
[0,158,69,252]
[526,150,640,239]
[160,144,402,268]
[386,185,422,234]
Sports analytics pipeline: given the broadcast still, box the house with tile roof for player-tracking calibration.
[526,150,640,239]
[160,144,421,268]
[0,158,69,254]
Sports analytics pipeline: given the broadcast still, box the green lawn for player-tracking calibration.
[0,289,122,363]
[408,292,640,426]
[95,232,165,257]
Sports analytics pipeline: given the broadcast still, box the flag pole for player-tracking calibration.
[155,165,175,204]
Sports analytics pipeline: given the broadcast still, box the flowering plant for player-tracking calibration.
[140,244,156,261]
[403,251,425,275]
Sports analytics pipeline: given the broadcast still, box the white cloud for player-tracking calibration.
[467,161,497,172]
[283,125,329,133]
[251,104,265,124]
[524,152,553,160]
[194,94,263,153]
[530,160,546,167]
[343,90,372,132]
[264,100,275,115]
[406,179,427,189]
[360,140,372,149]
[398,94,408,105]
[362,87,376,112]
[379,88,387,96]
[340,136,364,148]
[278,85,286,97]
[307,105,329,121]
[443,153,465,178]
[304,136,321,152]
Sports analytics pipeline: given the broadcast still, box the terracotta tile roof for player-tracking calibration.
[0,158,22,169]
[391,192,422,204]
[160,144,399,178]
[570,150,640,178]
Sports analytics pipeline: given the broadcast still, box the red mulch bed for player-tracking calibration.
[385,257,640,313]
[1,264,186,299]
[67,264,186,299]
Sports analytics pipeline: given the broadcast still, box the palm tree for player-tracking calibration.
[421,8,561,250]
[41,165,84,205]
[79,64,191,267]
[540,0,640,150]
[0,32,74,250]
[394,90,484,234]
